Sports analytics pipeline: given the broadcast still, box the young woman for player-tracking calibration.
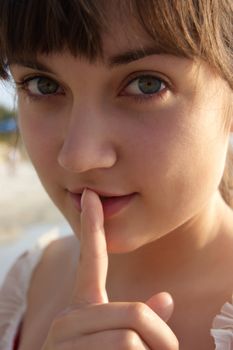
[0,1,232,349]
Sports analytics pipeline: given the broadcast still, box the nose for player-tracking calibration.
[58,105,118,173]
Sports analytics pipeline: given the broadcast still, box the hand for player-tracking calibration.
[42,189,179,349]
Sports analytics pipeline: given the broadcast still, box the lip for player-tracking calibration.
[68,190,137,218]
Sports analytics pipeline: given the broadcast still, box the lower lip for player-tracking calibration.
[69,192,137,218]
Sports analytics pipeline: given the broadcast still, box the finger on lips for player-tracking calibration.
[71,188,109,306]
[65,188,178,350]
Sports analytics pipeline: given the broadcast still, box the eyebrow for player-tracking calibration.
[9,59,56,74]
[107,46,164,67]
[9,46,164,72]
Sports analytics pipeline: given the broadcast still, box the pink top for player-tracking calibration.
[0,236,232,350]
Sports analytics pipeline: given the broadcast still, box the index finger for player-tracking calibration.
[72,188,109,306]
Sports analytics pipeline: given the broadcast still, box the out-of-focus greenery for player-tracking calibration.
[0,132,18,145]
[0,105,15,121]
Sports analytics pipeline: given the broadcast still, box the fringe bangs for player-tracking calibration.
[0,0,232,87]
[0,0,107,78]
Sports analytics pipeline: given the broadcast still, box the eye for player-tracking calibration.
[123,75,166,96]
[18,76,63,96]
[28,77,60,95]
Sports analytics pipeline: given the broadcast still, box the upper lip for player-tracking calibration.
[67,188,133,198]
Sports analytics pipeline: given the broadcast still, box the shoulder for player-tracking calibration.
[18,235,80,346]
[37,234,79,274]
[26,235,80,309]
[0,234,76,348]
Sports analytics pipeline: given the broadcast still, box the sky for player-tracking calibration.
[0,81,15,109]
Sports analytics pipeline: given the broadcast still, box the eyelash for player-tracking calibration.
[15,73,169,104]
[121,74,169,104]
[15,75,64,102]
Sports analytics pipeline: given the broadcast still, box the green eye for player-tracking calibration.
[22,76,62,96]
[36,77,59,95]
[124,75,166,96]
[138,76,162,94]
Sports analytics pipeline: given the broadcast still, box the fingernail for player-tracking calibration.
[81,188,87,211]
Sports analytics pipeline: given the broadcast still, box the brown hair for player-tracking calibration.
[0,0,232,204]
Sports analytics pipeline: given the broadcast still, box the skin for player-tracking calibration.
[12,52,232,254]
[41,189,177,349]
[9,18,233,350]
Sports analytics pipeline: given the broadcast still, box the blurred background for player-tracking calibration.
[0,81,70,285]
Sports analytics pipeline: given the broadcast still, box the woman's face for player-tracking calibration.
[10,21,233,253]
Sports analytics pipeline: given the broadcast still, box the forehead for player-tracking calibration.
[3,0,197,75]
[8,8,159,71]
[9,12,171,71]
[100,1,164,55]
[102,17,155,59]
[6,0,187,63]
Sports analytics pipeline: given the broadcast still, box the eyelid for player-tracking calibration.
[15,74,65,98]
[15,73,65,90]
[16,70,55,81]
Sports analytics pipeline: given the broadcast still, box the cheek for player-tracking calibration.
[17,102,63,169]
[131,106,228,229]
[17,102,68,213]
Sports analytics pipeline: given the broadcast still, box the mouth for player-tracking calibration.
[68,190,137,218]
